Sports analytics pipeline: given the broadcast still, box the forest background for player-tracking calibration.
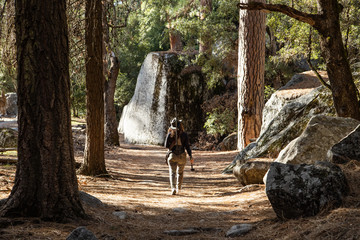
[1,0,360,144]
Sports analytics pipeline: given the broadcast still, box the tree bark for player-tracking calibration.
[104,54,120,146]
[1,0,85,221]
[169,29,183,52]
[79,0,107,176]
[314,0,360,119]
[238,0,360,120]
[103,0,120,146]
[237,0,266,151]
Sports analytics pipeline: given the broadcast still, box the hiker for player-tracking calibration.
[164,118,194,195]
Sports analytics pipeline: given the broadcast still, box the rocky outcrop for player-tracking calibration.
[224,85,335,174]
[119,52,206,145]
[262,70,326,132]
[266,161,349,220]
[233,158,273,185]
[275,115,360,165]
[328,125,360,164]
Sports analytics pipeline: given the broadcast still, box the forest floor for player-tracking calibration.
[1,118,360,239]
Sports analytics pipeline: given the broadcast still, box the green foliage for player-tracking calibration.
[264,85,276,102]
[204,108,236,137]
[188,0,239,89]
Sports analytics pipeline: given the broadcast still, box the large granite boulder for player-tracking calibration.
[118,52,206,145]
[275,115,360,165]
[224,84,335,173]
[233,158,273,185]
[266,161,349,220]
[328,125,360,164]
[262,70,327,132]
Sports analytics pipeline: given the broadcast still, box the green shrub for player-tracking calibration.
[204,108,236,137]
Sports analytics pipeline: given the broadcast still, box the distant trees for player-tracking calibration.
[103,0,121,146]
[1,0,85,220]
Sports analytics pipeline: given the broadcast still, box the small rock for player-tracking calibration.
[173,207,187,213]
[163,228,200,236]
[66,226,98,240]
[226,224,253,237]
[112,211,127,220]
[79,191,104,207]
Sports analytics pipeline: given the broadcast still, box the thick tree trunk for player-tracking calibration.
[79,0,107,176]
[104,54,120,146]
[237,0,266,150]
[1,0,85,220]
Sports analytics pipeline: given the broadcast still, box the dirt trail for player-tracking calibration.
[0,139,274,239]
[76,143,273,239]
[2,136,360,239]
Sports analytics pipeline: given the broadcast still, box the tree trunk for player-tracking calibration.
[103,0,120,146]
[104,54,120,146]
[1,0,85,221]
[79,0,107,176]
[199,0,212,55]
[266,26,277,56]
[237,0,266,150]
[169,29,183,52]
[314,0,360,120]
[2,0,17,91]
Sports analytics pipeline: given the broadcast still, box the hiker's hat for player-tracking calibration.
[170,118,182,130]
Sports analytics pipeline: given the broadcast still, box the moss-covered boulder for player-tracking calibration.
[266,161,349,220]
[118,52,206,145]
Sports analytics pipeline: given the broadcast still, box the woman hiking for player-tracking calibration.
[164,118,194,195]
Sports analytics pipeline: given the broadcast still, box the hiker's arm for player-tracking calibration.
[183,133,192,159]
